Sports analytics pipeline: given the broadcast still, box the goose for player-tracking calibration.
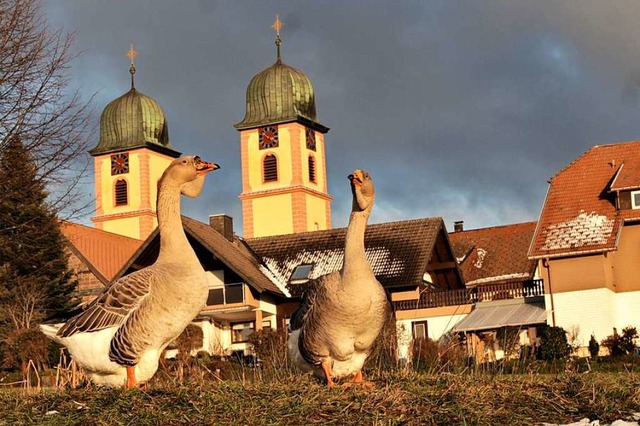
[40,155,219,388]
[288,169,391,387]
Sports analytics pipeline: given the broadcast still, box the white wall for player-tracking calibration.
[614,290,640,331]
[395,314,468,362]
[550,287,616,347]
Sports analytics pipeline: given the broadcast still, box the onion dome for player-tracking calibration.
[235,21,329,133]
[90,49,179,157]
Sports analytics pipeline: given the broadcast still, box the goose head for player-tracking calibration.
[348,169,375,212]
[161,155,220,198]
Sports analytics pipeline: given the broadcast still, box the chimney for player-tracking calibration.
[454,220,464,232]
[209,214,234,242]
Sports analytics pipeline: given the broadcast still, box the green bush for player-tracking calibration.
[601,326,638,357]
[588,334,600,358]
[537,324,570,360]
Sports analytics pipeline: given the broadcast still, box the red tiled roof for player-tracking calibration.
[248,217,462,296]
[529,141,640,258]
[60,221,142,281]
[449,222,537,286]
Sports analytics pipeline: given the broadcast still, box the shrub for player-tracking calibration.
[537,324,570,360]
[367,311,398,372]
[411,337,440,371]
[601,326,638,357]
[588,334,600,358]
[248,328,288,370]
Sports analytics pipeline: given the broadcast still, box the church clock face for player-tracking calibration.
[110,153,129,175]
[259,126,279,149]
[305,127,316,151]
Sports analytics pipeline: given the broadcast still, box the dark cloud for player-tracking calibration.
[45,1,640,232]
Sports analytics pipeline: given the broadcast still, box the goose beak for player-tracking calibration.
[194,156,220,175]
[348,170,364,186]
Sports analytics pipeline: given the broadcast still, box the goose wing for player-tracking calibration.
[57,268,154,338]
[289,272,341,366]
[289,272,337,332]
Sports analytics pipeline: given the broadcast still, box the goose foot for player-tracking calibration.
[346,371,375,388]
[320,361,336,388]
[125,366,138,389]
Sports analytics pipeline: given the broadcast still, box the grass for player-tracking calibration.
[0,368,639,425]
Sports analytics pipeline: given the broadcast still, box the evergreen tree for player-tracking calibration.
[0,136,78,333]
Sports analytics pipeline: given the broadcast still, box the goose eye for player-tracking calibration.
[182,159,188,164]
[364,173,370,179]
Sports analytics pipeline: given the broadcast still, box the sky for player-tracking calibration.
[44,1,640,234]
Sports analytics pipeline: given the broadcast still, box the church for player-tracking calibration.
[61,18,640,362]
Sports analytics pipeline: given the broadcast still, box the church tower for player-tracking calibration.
[90,46,180,240]
[235,17,332,239]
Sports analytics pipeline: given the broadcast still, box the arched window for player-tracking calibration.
[308,155,316,183]
[263,154,278,182]
[115,179,128,206]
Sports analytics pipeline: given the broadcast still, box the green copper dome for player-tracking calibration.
[90,87,179,157]
[235,58,329,133]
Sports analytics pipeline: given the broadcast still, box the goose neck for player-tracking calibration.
[156,182,194,263]
[341,209,372,283]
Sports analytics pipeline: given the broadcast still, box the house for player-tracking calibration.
[60,221,142,304]
[447,221,545,362]
[529,141,640,354]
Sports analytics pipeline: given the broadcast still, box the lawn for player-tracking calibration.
[1,368,639,425]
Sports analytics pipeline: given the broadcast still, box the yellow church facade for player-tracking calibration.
[235,21,333,238]
[239,123,331,238]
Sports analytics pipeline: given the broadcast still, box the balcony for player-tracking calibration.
[392,279,544,311]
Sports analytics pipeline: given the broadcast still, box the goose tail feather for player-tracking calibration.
[39,323,64,344]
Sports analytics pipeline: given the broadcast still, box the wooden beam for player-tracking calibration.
[426,261,456,271]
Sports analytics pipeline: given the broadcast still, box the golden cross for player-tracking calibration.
[271,14,283,36]
[126,43,137,65]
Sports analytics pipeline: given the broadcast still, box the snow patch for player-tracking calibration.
[466,273,531,286]
[258,264,291,298]
[473,248,487,269]
[542,211,614,251]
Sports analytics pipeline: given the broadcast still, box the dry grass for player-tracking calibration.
[0,369,639,425]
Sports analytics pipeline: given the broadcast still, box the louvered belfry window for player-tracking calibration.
[115,179,128,206]
[263,154,278,182]
[308,155,316,183]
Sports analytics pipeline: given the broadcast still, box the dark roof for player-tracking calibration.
[114,216,285,296]
[248,217,460,296]
[449,222,537,286]
[529,141,640,258]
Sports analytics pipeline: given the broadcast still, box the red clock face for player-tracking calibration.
[259,126,279,149]
[111,153,129,175]
[306,127,316,151]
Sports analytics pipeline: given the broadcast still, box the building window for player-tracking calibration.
[632,190,640,209]
[231,321,254,343]
[114,179,128,206]
[308,156,316,183]
[290,264,314,284]
[263,154,278,182]
[413,321,428,340]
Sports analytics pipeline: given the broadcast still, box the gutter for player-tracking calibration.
[542,258,556,327]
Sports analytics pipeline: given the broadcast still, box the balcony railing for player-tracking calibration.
[206,283,245,306]
[393,279,544,311]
